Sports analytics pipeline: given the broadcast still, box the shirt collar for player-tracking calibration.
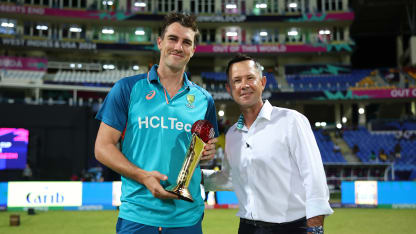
[236,100,273,130]
[148,64,191,89]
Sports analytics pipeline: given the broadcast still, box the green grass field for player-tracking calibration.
[1,208,415,234]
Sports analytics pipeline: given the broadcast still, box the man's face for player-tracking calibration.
[226,60,266,109]
[157,22,196,71]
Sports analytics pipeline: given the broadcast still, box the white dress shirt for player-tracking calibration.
[203,100,333,223]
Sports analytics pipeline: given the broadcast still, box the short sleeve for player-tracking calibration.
[96,81,131,132]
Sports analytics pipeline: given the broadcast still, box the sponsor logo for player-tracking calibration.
[138,116,192,132]
[8,182,82,207]
[146,90,156,100]
[186,94,195,108]
[26,192,64,204]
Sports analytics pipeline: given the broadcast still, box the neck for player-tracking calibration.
[157,65,185,97]
[158,64,185,83]
[241,100,264,129]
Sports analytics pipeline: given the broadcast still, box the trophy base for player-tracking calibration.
[165,184,194,203]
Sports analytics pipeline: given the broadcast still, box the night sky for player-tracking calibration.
[349,0,413,68]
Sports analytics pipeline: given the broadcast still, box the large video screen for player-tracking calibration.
[342,181,416,205]
[0,128,29,170]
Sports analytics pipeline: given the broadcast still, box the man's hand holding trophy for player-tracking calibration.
[165,120,215,202]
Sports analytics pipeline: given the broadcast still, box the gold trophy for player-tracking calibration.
[165,120,215,202]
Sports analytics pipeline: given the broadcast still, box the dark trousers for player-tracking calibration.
[238,217,307,234]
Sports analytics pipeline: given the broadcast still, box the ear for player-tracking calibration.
[157,37,162,50]
[261,76,267,90]
[190,45,196,58]
[226,82,232,96]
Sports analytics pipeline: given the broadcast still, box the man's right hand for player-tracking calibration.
[141,171,179,200]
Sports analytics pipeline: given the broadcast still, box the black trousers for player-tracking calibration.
[238,217,307,234]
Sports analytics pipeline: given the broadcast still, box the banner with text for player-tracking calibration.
[351,88,416,99]
[0,4,353,22]
[1,38,158,51]
[7,182,82,207]
[0,56,47,71]
[1,38,96,50]
[0,4,115,20]
[196,43,353,53]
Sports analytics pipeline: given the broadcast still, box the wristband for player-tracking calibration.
[306,226,324,234]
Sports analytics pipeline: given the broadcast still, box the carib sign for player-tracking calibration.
[7,182,82,207]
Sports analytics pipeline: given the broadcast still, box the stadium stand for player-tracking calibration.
[0,69,45,84]
[47,69,141,87]
[314,130,347,163]
[201,72,278,91]
[286,69,373,92]
[343,127,416,171]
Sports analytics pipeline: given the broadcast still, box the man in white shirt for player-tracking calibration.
[203,54,333,234]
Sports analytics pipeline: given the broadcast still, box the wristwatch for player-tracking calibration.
[306,226,324,234]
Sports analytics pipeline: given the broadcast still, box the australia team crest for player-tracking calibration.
[186,94,195,109]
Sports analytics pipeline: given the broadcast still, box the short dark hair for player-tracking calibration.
[226,54,263,82]
[160,12,199,46]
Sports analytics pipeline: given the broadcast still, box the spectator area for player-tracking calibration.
[314,130,347,163]
[0,70,45,84]
[343,127,416,170]
[46,70,141,87]
[286,69,372,91]
[201,72,278,91]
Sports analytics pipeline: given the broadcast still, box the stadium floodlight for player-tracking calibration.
[289,3,298,8]
[259,31,268,37]
[1,22,14,28]
[135,30,145,35]
[255,3,267,8]
[102,28,114,34]
[358,107,365,114]
[133,65,139,71]
[319,29,331,35]
[342,116,347,123]
[288,30,298,36]
[225,4,237,9]
[103,0,113,6]
[321,122,327,127]
[103,64,115,70]
[134,2,146,7]
[69,27,82,33]
[77,64,82,68]
[70,63,75,68]
[218,110,225,117]
[226,32,238,37]
[336,123,342,129]
[315,122,321,127]
[36,25,48,31]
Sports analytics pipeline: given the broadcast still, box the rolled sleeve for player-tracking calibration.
[289,112,334,218]
[306,198,334,219]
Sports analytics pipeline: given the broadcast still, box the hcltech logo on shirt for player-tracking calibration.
[138,116,192,132]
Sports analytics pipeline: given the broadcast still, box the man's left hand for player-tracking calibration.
[307,215,324,234]
[201,138,218,161]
